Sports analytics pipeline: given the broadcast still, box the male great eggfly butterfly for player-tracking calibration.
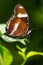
[6,4,31,36]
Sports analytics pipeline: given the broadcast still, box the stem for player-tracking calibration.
[21,54,27,65]
[16,45,27,65]
[21,60,26,65]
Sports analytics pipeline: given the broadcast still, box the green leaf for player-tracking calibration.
[26,51,43,60]
[0,24,6,35]
[0,45,13,65]
[16,45,27,60]
[1,35,27,45]
[22,51,43,65]
[16,45,27,53]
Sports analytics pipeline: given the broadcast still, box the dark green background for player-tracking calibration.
[0,0,43,65]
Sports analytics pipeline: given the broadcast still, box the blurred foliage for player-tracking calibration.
[0,45,13,65]
[0,0,43,65]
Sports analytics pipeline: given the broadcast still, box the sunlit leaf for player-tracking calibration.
[16,45,27,53]
[0,24,6,35]
[16,45,27,60]
[26,51,43,60]
[1,35,27,45]
[0,45,13,65]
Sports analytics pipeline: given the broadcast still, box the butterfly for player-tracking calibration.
[6,4,31,37]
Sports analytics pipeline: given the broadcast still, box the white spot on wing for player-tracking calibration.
[17,13,28,18]
[19,6,23,8]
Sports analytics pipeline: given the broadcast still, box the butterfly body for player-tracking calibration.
[6,4,30,36]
